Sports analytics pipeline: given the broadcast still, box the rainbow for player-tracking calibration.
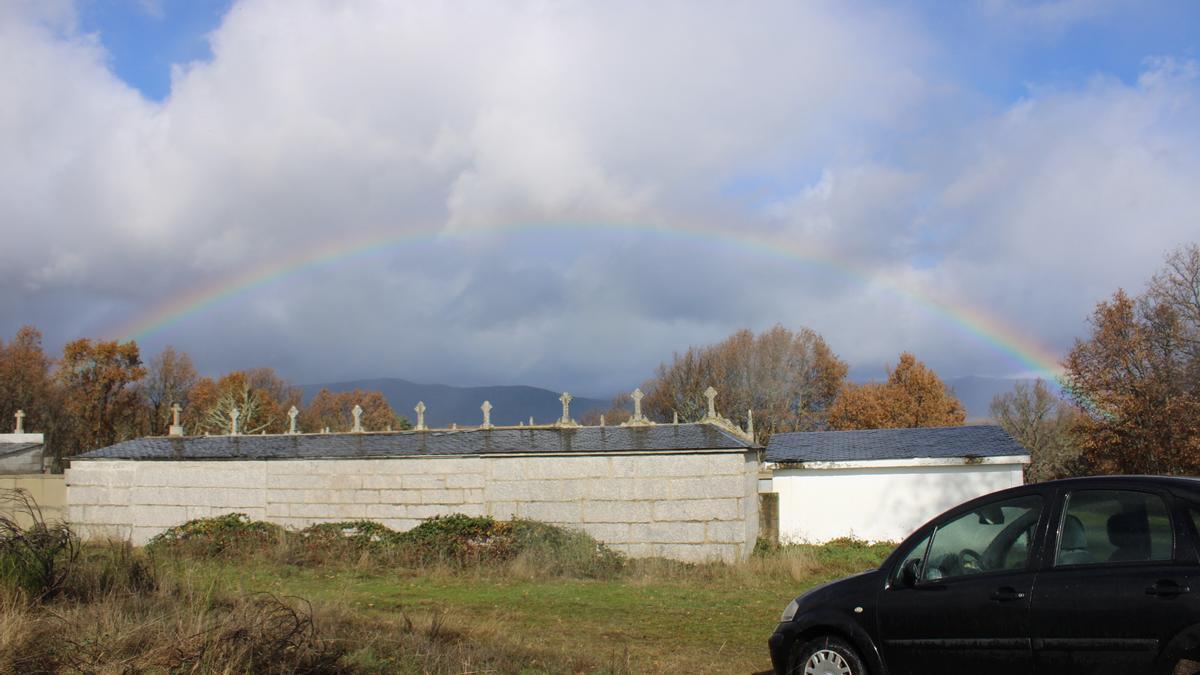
[109,221,1065,379]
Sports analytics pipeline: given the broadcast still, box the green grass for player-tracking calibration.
[172,538,895,673]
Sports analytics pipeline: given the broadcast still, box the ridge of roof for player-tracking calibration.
[75,422,757,461]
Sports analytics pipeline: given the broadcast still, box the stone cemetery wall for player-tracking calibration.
[66,451,759,562]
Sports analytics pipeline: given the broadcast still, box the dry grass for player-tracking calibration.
[1,496,892,673]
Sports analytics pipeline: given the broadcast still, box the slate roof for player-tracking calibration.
[766,425,1028,463]
[74,423,755,461]
[0,442,42,459]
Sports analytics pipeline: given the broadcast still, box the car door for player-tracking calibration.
[1031,487,1198,674]
[877,492,1046,675]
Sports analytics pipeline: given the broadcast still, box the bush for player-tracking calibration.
[397,514,514,565]
[147,512,284,558]
[147,511,627,578]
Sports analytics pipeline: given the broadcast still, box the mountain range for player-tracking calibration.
[303,375,1037,428]
[300,378,609,428]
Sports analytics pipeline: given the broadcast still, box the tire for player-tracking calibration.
[790,635,867,675]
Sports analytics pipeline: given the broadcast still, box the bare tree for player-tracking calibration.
[142,346,198,435]
[642,325,848,442]
[990,379,1084,482]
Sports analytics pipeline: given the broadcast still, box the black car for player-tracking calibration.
[768,475,1200,675]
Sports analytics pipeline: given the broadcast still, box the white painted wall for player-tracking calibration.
[773,461,1026,544]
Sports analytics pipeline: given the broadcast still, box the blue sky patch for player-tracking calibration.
[78,0,232,101]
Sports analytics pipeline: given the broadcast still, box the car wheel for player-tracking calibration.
[790,635,866,675]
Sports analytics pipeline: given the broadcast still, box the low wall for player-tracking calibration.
[774,462,1025,543]
[66,451,759,562]
[0,474,66,528]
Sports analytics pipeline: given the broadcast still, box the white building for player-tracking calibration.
[764,425,1029,544]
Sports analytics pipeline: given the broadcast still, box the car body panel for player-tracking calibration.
[769,476,1200,675]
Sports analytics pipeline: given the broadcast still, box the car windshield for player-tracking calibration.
[921,495,1042,580]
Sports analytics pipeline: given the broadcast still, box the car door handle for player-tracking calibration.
[990,586,1026,602]
[1146,580,1191,597]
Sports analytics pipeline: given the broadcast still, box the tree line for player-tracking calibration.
[0,335,408,470]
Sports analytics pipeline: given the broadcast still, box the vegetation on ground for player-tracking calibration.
[1,491,894,673]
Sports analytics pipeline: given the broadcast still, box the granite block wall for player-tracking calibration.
[66,451,759,562]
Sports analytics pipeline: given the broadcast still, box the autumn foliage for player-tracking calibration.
[1062,245,1200,474]
[827,352,966,430]
[299,389,408,433]
[55,339,146,457]
[0,326,409,462]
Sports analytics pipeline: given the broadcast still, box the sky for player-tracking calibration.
[1,0,1198,398]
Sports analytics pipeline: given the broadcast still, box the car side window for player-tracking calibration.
[923,495,1043,581]
[1056,490,1172,566]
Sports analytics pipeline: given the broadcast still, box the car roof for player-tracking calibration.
[1032,475,1200,491]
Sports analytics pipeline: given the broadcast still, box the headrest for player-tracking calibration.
[1061,515,1087,550]
[1107,512,1150,551]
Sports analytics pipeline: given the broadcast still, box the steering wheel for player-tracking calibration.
[959,548,984,573]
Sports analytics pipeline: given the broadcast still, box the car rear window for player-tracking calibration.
[1056,490,1173,566]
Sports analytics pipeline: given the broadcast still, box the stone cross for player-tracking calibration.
[169,403,185,437]
[352,404,364,433]
[631,388,645,422]
[13,410,24,434]
[287,406,299,434]
[481,401,493,429]
[415,401,427,431]
[559,392,573,424]
[704,386,718,419]
[230,408,240,436]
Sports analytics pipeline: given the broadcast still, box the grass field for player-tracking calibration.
[177,539,893,673]
[1,503,895,673]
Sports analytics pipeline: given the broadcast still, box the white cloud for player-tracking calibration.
[0,0,1197,391]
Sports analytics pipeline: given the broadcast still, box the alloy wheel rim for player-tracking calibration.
[803,648,852,675]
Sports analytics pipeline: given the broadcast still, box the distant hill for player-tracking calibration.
[946,375,1055,422]
[300,378,608,428]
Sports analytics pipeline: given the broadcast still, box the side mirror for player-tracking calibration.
[899,558,921,587]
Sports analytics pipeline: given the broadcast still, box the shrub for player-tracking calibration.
[397,514,515,565]
[147,512,284,558]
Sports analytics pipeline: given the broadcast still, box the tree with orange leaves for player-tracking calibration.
[184,368,301,435]
[55,338,146,456]
[828,352,966,430]
[0,326,53,434]
[1062,245,1200,474]
[299,389,409,432]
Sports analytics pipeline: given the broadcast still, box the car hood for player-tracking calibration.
[794,568,882,612]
